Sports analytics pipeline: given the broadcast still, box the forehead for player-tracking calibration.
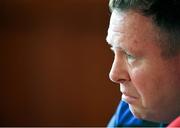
[107,10,158,49]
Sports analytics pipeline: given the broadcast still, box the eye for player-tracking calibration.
[126,53,136,64]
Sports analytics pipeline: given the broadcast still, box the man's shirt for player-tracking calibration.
[108,101,168,127]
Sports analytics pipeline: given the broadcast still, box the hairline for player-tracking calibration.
[109,6,180,59]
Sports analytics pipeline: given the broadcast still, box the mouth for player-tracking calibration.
[121,92,138,104]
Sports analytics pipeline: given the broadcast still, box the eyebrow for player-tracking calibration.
[106,36,111,45]
[106,35,122,49]
[106,36,131,55]
[106,35,116,47]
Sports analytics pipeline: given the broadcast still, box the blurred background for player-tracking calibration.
[0,0,120,126]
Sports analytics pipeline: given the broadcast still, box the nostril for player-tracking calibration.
[118,79,126,84]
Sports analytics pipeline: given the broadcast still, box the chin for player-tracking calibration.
[129,105,145,119]
[129,104,144,118]
[129,104,174,123]
[129,104,158,122]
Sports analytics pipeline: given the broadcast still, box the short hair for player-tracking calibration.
[109,0,180,58]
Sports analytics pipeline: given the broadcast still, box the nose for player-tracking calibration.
[109,56,130,84]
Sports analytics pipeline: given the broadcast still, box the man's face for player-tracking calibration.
[106,10,180,122]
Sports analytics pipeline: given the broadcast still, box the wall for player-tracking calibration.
[0,0,120,126]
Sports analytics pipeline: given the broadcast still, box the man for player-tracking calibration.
[106,0,180,127]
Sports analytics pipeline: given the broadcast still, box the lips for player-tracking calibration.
[122,92,138,98]
[121,92,138,104]
[120,84,139,104]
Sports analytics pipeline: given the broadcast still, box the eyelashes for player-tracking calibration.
[110,46,136,64]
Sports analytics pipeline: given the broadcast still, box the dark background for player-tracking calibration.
[0,0,120,126]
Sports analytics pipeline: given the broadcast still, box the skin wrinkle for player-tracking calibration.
[107,10,180,123]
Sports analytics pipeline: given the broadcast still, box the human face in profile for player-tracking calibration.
[106,10,180,123]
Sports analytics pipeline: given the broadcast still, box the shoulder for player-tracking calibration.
[108,101,165,127]
[167,116,180,127]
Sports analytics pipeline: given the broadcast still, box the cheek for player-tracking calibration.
[130,67,158,107]
[130,67,148,92]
